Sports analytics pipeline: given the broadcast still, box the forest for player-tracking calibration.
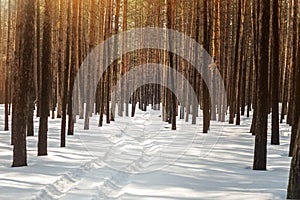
[0,0,299,199]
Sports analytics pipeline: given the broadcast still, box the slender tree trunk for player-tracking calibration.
[203,0,210,133]
[38,0,52,156]
[61,0,71,147]
[289,0,298,156]
[110,0,121,121]
[4,0,11,131]
[68,0,79,135]
[230,0,242,125]
[250,0,258,135]
[287,12,300,197]
[26,0,36,137]
[12,0,24,146]
[84,0,96,130]
[166,0,176,130]
[56,0,64,119]
[253,0,270,170]
[271,0,280,145]
[119,0,128,117]
[36,0,41,117]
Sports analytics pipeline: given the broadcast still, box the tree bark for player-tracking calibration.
[253,0,270,170]
[287,13,300,197]
[38,0,52,156]
[271,0,280,145]
[202,0,210,133]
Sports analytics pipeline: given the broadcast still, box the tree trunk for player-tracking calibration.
[38,0,52,156]
[36,0,41,117]
[12,0,27,167]
[289,0,298,156]
[68,0,79,135]
[84,0,96,130]
[167,0,176,130]
[253,0,270,170]
[202,0,210,133]
[4,0,11,131]
[56,0,64,119]
[287,14,300,197]
[61,0,71,147]
[271,0,280,145]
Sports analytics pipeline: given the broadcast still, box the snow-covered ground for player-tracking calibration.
[0,105,291,199]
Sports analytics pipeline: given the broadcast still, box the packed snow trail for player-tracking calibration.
[35,109,203,200]
[0,105,292,199]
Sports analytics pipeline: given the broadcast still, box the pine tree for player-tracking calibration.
[166,0,177,130]
[271,0,280,145]
[202,0,210,133]
[287,9,300,197]
[61,0,71,147]
[4,0,11,132]
[12,0,35,167]
[253,0,270,170]
[38,0,52,156]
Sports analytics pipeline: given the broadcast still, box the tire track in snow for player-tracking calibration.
[33,160,103,200]
[34,111,181,200]
[88,111,166,199]
[91,131,169,200]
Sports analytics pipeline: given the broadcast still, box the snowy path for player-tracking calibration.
[0,106,292,199]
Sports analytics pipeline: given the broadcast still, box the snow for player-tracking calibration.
[0,105,291,199]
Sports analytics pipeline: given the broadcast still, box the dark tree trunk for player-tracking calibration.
[271,0,280,145]
[289,0,298,156]
[68,0,79,135]
[36,0,41,117]
[229,0,242,125]
[287,16,300,195]
[167,0,176,130]
[38,0,52,156]
[12,0,35,167]
[61,0,71,148]
[26,0,36,137]
[202,0,210,133]
[253,0,270,170]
